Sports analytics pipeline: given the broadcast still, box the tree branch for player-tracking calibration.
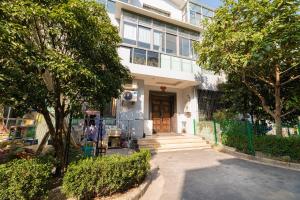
[248,74,275,87]
[242,79,275,118]
[280,64,299,75]
[281,75,300,86]
[281,109,296,118]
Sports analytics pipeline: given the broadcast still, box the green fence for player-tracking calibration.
[197,118,300,158]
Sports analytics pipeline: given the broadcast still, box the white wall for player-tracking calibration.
[131,0,183,21]
[117,79,144,138]
[144,85,197,135]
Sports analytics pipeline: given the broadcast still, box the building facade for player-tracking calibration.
[99,0,225,137]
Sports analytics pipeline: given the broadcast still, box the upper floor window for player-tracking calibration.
[166,33,177,55]
[138,26,151,49]
[189,2,214,25]
[122,11,200,59]
[153,30,165,51]
[123,22,137,45]
[179,37,190,57]
[97,0,116,14]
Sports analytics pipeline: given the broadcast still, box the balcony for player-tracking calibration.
[118,46,225,90]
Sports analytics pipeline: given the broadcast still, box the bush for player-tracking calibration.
[62,149,151,199]
[254,135,300,161]
[221,122,300,161]
[220,120,253,153]
[0,158,52,200]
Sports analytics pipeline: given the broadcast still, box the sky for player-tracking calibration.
[197,0,223,9]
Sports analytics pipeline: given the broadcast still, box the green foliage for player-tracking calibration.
[213,109,238,122]
[195,0,300,134]
[62,149,151,199]
[0,0,130,167]
[0,158,52,200]
[221,121,300,161]
[255,135,300,161]
[220,120,251,153]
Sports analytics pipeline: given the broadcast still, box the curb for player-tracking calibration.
[212,145,300,171]
[112,165,158,200]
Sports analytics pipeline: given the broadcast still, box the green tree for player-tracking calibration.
[195,0,300,136]
[0,0,130,171]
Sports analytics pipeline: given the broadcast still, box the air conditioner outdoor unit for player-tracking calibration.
[122,90,138,102]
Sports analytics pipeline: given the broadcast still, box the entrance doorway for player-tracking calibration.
[150,91,176,133]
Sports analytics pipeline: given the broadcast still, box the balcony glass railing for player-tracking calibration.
[119,46,200,74]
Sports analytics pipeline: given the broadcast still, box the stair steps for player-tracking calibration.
[138,135,211,153]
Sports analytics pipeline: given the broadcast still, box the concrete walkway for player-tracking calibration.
[141,149,300,200]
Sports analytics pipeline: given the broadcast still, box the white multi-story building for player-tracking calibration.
[99,0,225,137]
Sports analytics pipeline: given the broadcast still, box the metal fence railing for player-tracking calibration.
[196,118,300,156]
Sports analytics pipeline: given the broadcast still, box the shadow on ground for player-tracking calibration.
[181,158,300,200]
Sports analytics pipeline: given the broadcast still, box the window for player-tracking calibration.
[123,11,137,23]
[138,26,151,49]
[123,22,137,45]
[107,0,115,13]
[153,20,165,31]
[179,37,190,57]
[166,24,177,34]
[147,51,159,67]
[102,98,117,117]
[190,40,197,59]
[118,46,132,63]
[153,31,165,51]
[166,33,177,54]
[190,12,202,26]
[139,16,152,26]
[133,48,146,65]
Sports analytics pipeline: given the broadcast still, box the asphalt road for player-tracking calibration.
[141,149,300,200]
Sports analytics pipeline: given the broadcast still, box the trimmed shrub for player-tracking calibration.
[62,149,151,199]
[0,158,52,200]
[220,120,252,153]
[254,135,300,161]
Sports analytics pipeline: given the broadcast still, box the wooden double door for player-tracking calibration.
[151,94,174,133]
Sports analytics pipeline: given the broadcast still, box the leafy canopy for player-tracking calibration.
[0,0,130,113]
[195,0,300,128]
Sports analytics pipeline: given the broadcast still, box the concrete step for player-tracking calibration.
[139,142,208,149]
[138,135,211,153]
[150,146,211,153]
[138,138,207,145]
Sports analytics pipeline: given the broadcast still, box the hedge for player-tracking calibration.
[254,135,300,161]
[62,149,151,199]
[222,132,300,161]
[0,158,52,200]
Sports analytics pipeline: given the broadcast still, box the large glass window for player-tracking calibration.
[147,51,159,67]
[123,11,137,23]
[166,33,177,54]
[138,26,151,49]
[190,40,195,58]
[179,37,190,57]
[153,30,165,51]
[107,0,115,13]
[123,22,137,45]
[153,20,165,31]
[166,24,177,34]
[133,48,146,65]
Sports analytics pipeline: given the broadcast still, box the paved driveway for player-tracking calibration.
[142,149,300,200]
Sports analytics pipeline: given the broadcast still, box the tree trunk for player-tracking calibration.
[274,64,282,136]
[41,105,66,175]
